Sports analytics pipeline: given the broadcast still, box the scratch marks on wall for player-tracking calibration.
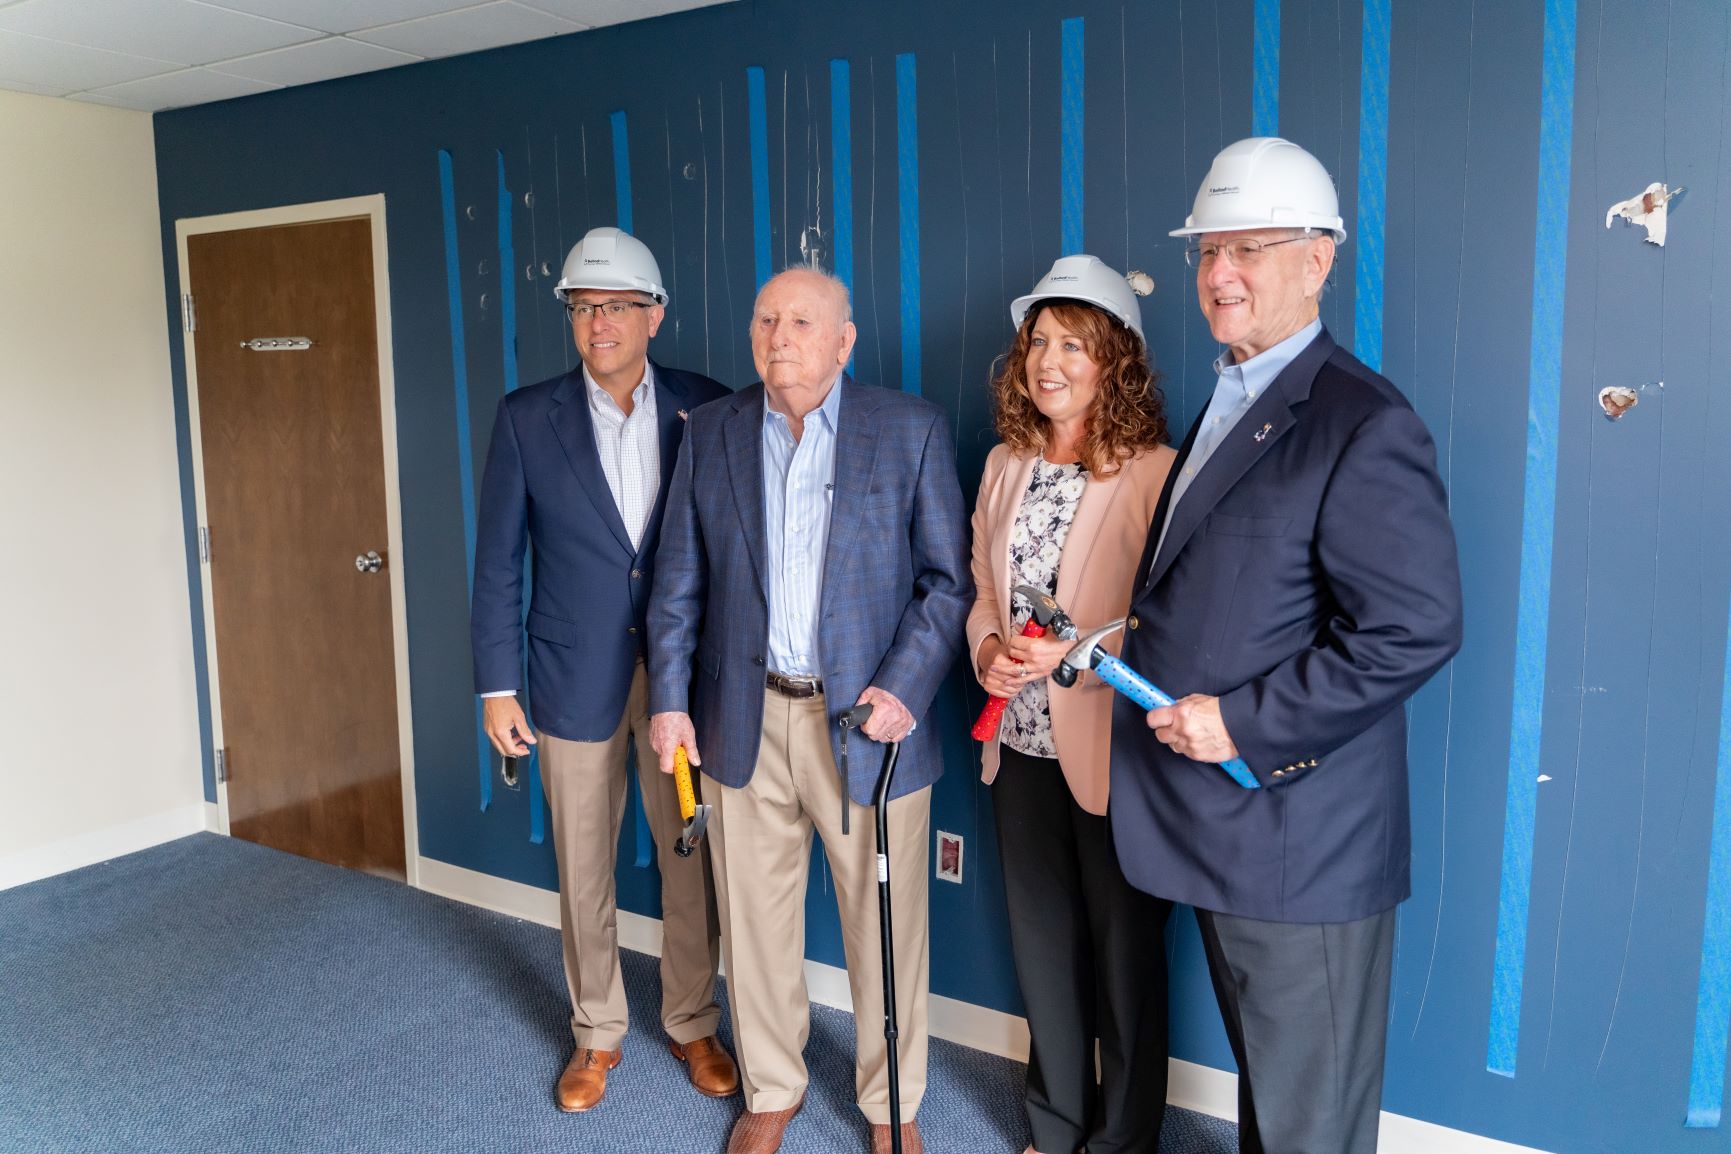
[1490,0,1577,1080]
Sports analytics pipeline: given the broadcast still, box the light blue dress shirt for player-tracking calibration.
[1150,318,1322,565]
[763,376,842,675]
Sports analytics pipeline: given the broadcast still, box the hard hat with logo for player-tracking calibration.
[1010,254,1149,344]
[553,226,668,304]
[1170,137,1346,242]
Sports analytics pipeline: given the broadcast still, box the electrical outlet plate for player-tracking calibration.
[935,831,964,883]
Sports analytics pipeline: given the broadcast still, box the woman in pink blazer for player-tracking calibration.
[967,256,1176,1154]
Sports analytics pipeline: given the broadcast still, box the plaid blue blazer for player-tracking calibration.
[647,378,972,804]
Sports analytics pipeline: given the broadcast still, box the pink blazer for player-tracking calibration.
[966,442,1176,815]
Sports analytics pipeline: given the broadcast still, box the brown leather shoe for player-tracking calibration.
[554,1046,621,1113]
[724,1094,804,1154]
[869,1120,923,1154]
[669,1035,741,1098]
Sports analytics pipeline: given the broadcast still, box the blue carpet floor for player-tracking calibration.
[0,833,1235,1153]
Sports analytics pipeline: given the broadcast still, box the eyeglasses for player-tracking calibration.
[565,299,655,321]
[1184,234,1316,268]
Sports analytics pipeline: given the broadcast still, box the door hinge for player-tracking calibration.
[198,525,210,563]
[214,747,229,783]
[182,293,197,334]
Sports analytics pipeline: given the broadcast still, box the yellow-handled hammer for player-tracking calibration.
[672,746,711,857]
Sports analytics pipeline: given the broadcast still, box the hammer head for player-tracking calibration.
[1011,584,1079,639]
[675,804,711,857]
[1052,618,1127,688]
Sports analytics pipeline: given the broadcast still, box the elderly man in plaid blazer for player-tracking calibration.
[647,266,971,1154]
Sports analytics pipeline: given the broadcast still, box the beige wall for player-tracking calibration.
[0,90,203,884]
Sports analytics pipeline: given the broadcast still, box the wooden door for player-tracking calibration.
[188,218,405,880]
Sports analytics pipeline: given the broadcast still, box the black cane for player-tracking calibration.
[839,703,904,1154]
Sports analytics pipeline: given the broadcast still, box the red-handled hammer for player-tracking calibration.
[970,584,1078,741]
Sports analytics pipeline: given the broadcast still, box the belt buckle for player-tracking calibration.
[769,672,820,699]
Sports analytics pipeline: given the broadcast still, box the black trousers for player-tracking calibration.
[993,746,1173,1154]
[1195,907,1396,1154]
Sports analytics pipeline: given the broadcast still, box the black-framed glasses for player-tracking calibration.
[1184,234,1316,268]
[565,299,655,321]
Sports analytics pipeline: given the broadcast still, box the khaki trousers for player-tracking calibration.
[705,689,930,1125]
[537,660,721,1050]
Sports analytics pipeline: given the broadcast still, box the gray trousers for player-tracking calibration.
[1195,907,1396,1154]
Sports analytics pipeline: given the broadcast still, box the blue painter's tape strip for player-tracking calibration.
[896,52,921,396]
[1353,0,1389,372]
[495,151,542,845]
[831,59,855,375]
[831,60,854,295]
[601,121,651,863]
[1252,0,1280,138]
[1060,17,1085,254]
[610,111,633,235]
[1488,0,1576,1078]
[747,66,772,291]
[440,149,492,814]
[1686,608,1731,1126]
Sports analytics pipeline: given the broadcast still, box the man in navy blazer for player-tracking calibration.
[1111,139,1463,1153]
[647,267,970,1154]
[470,228,737,1114]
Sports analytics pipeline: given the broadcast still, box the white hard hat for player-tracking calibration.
[1010,254,1148,344]
[1170,137,1346,242]
[553,226,668,304]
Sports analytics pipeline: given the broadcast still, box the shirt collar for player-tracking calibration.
[582,360,654,411]
[764,373,844,435]
[1210,318,1323,400]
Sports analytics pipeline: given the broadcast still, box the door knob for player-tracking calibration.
[355,550,383,573]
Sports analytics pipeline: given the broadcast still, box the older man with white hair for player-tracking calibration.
[1110,139,1464,1153]
[648,267,971,1154]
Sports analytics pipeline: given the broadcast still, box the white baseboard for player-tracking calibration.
[0,804,207,892]
[203,801,220,831]
[412,855,1549,1154]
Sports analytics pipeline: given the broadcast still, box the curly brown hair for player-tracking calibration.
[989,300,1168,475]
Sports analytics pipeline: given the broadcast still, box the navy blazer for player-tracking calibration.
[1110,328,1463,924]
[470,362,730,741]
[646,379,972,805]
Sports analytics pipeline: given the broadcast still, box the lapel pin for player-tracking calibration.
[1253,422,1273,443]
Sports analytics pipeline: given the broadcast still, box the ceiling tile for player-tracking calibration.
[350,1,583,60]
[0,75,69,96]
[80,64,276,110]
[203,0,481,37]
[64,88,156,109]
[516,0,721,29]
[0,0,322,67]
[209,35,420,86]
[0,28,177,90]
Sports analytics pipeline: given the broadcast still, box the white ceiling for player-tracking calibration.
[0,0,731,111]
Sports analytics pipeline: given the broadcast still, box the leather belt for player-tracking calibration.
[766,671,824,699]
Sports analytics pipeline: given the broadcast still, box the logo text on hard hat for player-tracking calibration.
[1207,186,1239,196]
[583,257,610,265]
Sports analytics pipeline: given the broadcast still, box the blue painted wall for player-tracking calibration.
[153,2,1731,1149]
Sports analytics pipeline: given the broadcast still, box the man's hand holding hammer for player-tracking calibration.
[650,711,700,775]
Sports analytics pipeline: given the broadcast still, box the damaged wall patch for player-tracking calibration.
[1605,182,1682,246]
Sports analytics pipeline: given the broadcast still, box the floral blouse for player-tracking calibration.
[1002,457,1088,758]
